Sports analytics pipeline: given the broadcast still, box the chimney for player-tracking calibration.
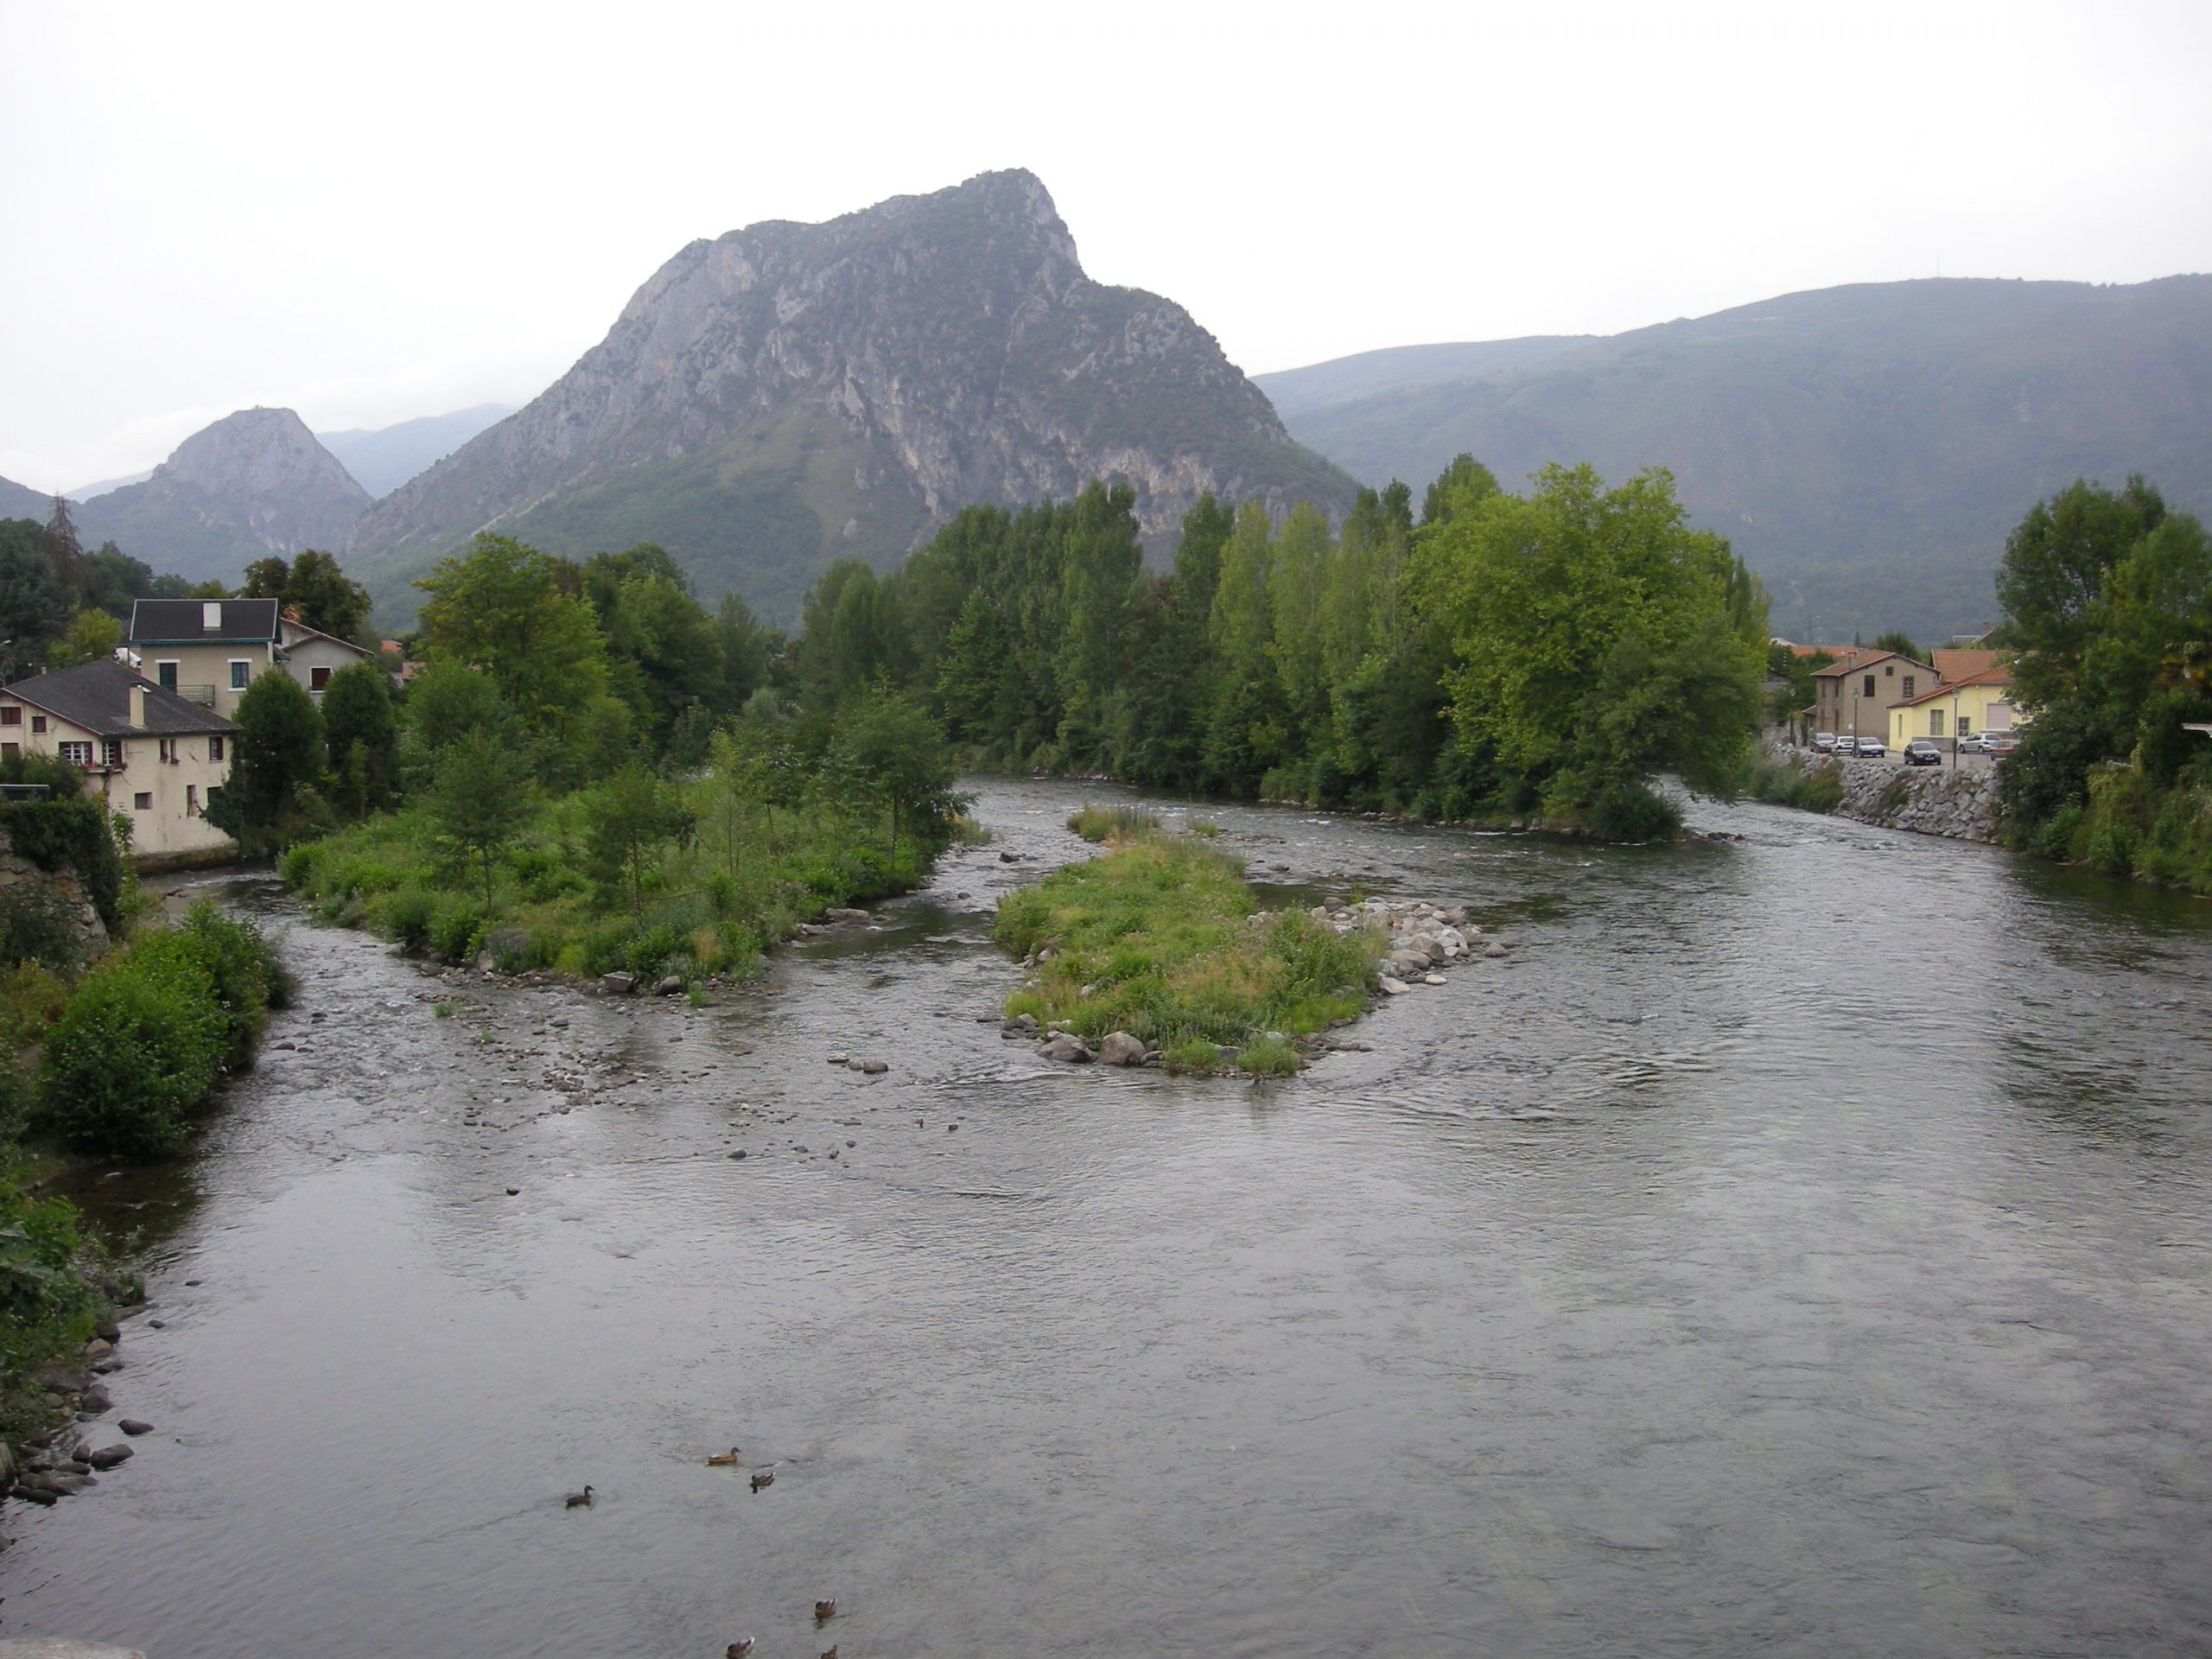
[130,682,148,728]
[202,600,223,632]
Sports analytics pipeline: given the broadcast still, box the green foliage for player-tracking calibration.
[993,836,1376,1074]
[205,668,326,853]
[1418,463,1765,828]
[241,550,372,641]
[581,765,696,913]
[0,791,126,935]
[1742,752,1845,814]
[820,683,965,859]
[423,730,536,914]
[1067,804,1160,842]
[48,606,122,668]
[35,942,227,1158]
[1585,780,1685,842]
[320,661,400,817]
[0,1165,105,1437]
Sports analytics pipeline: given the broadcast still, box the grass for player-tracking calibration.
[283,790,936,985]
[994,831,1378,1076]
[1067,804,1161,842]
[1743,751,1845,813]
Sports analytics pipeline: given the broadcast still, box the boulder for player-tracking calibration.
[85,1444,133,1471]
[598,970,637,995]
[1484,943,1509,960]
[1041,1033,1094,1064]
[117,1420,155,1438]
[1379,976,1410,995]
[1096,1031,1146,1066]
[654,976,683,996]
[858,1059,889,1075]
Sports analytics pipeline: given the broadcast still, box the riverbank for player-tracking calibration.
[1747,746,1999,842]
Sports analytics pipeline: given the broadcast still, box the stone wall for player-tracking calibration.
[0,823,111,956]
[1770,747,1999,842]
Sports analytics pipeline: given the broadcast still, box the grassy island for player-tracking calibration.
[995,822,1377,1075]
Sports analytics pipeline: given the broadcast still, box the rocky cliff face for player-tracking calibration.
[76,408,372,584]
[347,169,1353,623]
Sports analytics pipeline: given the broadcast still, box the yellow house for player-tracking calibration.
[1888,664,2018,751]
[1,659,240,861]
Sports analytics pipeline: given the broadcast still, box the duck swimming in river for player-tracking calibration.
[706,1447,741,1466]
[564,1485,594,1509]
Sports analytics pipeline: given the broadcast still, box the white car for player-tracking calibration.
[1834,735,1861,757]
[1857,735,1888,758]
[1957,732,1993,754]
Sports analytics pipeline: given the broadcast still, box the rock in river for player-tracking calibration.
[1096,1031,1147,1066]
[1041,1033,1095,1064]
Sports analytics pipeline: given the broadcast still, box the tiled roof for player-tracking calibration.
[1932,648,2004,682]
[126,597,280,645]
[1891,664,2015,709]
[2,660,241,737]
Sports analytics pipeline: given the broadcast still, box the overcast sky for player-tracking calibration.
[3,0,2209,493]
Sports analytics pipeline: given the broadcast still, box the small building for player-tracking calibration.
[125,597,376,716]
[1,660,239,861]
[1887,664,2018,752]
[1811,650,1940,741]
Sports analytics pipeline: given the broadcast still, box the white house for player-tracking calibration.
[1,660,239,861]
[124,597,377,716]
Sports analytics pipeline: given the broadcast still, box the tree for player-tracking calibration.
[1421,454,1502,529]
[424,730,534,914]
[1418,464,1764,824]
[0,518,69,676]
[48,607,122,668]
[580,763,695,914]
[319,661,399,816]
[1871,630,1923,664]
[1203,501,1285,791]
[39,497,84,605]
[284,550,373,641]
[415,533,618,784]
[401,661,511,766]
[822,683,962,861]
[204,670,325,851]
[1995,475,2166,708]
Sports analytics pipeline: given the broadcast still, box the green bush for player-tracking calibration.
[0,884,86,973]
[378,887,437,954]
[1586,780,1683,842]
[1067,804,1160,842]
[430,896,485,963]
[131,901,279,1071]
[35,950,227,1158]
[0,1166,105,1436]
[0,795,126,935]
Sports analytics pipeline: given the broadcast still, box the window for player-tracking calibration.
[1884,664,1894,677]
[309,664,333,691]
[1,742,16,760]
[186,784,199,815]
[133,791,152,810]
[1902,677,1916,698]
[230,659,251,690]
[99,739,123,766]
[30,715,46,734]
[59,741,92,766]
[1863,675,1876,697]
[157,661,179,691]
[158,737,175,763]
[209,734,226,762]
[202,601,223,631]
[1929,710,1945,736]
[1959,716,1972,737]
[0,705,17,727]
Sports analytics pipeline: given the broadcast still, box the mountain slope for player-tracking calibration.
[1269,276,2212,639]
[1255,337,1592,416]
[0,474,51,520]
[318,404,516,499]
[347,169,1355,625]
[75,409,372,584]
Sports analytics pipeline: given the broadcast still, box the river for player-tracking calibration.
[4,776,2209,1657]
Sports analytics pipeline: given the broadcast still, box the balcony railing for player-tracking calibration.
[177,683,217,707]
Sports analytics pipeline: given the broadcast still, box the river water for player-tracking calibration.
[4,777,2209,1657]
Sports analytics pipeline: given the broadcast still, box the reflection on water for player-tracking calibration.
[4,779,2210,1657]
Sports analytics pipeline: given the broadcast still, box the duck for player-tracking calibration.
[814,1599,837,1621]
[564,1485,594,1509]
[750,1470,775,1492]
[726,1642,754,1657]
[705,1447,741,1466]
[820,1648,838,1659]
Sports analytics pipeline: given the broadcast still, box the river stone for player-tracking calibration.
[654,976,683,995]
[598,970,636,995]
[0,1641,150,1657]
[825,906,868,923]
[1423,973,1447,986]
[1388,950,1430,977]
[1379,976,1410,995]
[32,1363,90,1395]
[118,1419,154,1436]
[824,1052,849,1065]
[82,1339,113,1361]
[859,1059,888,1075]
[1041,1033,1094,1064]
[1096,1031,1146,1066]
[1484,943,1509,959]
[85,1444,133,1471]
[93,1319,120,1342]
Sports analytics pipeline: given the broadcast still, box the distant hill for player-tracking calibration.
[0,474,51,520]
[76,408,372,585]
[69,467,154,500]
[1262,276,2212,639]
[318,404,515,499]
[346,169,1356,626]
[1256,337,1591,416]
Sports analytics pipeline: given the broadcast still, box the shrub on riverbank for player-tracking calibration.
[33,905,288,1159]
[0,1164,105,1438]
[1742,751,1844,813]
[995,833,1376,1073]
[1067,804,1160,842]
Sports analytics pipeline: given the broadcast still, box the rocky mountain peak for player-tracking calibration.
[348,170,1351,624]
[157,407,370,510]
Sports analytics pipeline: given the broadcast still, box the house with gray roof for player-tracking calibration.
[2,660,239,861]
[125,596,374,718]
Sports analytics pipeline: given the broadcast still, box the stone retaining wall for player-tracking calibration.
[1772,747,2000,842]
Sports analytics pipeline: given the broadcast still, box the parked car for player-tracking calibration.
[1956,732,1993,754]
[1984,732,2022,755]
[1904,739,1943,766]
[1857,736,1888,758]
[1812,731,1838,753]
[1834,735,1861,756]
